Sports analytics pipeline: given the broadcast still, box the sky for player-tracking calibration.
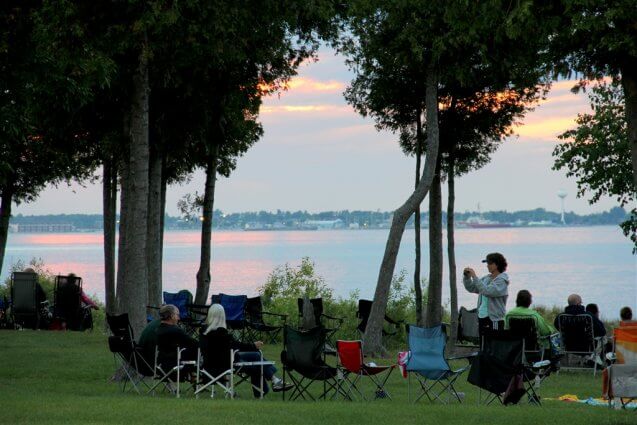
[13,47,621,217]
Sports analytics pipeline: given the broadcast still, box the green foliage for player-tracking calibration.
[0,258,56,302]
[259,258,423,348]
[553,81,636,251]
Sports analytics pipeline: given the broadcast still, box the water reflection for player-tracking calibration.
[2,226,634,320]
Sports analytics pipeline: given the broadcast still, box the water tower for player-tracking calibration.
[557,189,567,225]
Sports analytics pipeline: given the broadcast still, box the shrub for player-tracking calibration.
[258,257,421,349]
[0,258,56,302]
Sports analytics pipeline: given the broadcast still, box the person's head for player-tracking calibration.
[22,267,36,274]
[203,304,226,335]
[516,290,532,308]
[620,306,633,321]
[567,294,582,306]
[482,252,507,273]
[159,304,179,324]
[586,303,599,317]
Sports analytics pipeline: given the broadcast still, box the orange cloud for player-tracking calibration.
[260,104,351,115]
[286,77,345,93]
[515,117,578,141]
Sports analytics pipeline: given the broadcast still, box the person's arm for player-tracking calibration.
[473,274,508,297]
[229,333,257,352]
[534,312,556,336]
[462,274,480,294]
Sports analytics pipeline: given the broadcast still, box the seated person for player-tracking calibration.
[619,306,637,327]
[199,304,291,397]
[156,304,198,374]
[505,290,557,339]
[23,267,47,307]
[554,293,591,330]
[67,273,99,310]
[585,303,607,338]
[138,315,162,371]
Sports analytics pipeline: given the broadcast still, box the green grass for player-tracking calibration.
[0,330,634,424]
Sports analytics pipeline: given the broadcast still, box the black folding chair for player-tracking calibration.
[106,313,154,394]
[468,330,550,406]
[356,299,402,336]
[281,326,342,401]
[10,271,47,330]
[297,298,343,350]
[245,296,286,343]
[54,275,92,331]
[555,313,601,376]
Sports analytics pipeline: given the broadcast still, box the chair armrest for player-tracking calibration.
[146,305,160,311]
[262,311,287,320]
[321,313,344,324]
[447,352,478,362]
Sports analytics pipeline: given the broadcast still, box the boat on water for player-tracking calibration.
[458,216,512,229]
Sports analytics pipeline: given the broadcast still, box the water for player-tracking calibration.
[2,226,635,321]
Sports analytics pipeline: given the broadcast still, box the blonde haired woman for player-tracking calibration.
[199,304,290,397]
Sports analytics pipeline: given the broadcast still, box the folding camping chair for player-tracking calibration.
[605,326,637,410]
[468,330,551,406]
[194,348,234,399]
[281,325,341,401]
[10,271,47,329]
[405,325,472,404]
[106,313,154,394]
[356,299,402,336]
[163,290,201,336]
[212,294,248,337]
[457,306,480,347]
[336,340,396,400]
[54,275,92,331]
[245,296,286,343]
[507,315,548,363]
[149,345,197,398]
[555,313,601,376]
[297,298,343,350]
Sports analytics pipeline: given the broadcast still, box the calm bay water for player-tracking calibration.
[2,226,635,321]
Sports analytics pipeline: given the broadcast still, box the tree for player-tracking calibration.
[553,81,636,251]
[552,0,637,191]
[343,0,555,354]
[0,1,102,276]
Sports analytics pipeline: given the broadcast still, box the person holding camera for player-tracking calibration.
[463,252,510,336]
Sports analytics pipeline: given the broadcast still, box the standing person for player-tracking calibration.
[199,304,291,397]
[463,252,510,336]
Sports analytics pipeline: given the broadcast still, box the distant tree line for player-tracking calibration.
[10,206,629,230]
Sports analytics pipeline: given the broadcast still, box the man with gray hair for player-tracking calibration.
[156,304,198,372]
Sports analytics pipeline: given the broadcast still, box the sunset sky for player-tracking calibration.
[14,47,620,216]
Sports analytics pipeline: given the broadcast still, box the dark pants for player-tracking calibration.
[236,352,277,397]
[478,317,505,337]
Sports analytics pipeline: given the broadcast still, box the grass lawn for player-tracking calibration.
[0,329,634,424]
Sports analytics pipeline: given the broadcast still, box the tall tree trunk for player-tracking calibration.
[116,150,130,310]
[0,184,14,276]
[620,65,637,190]
[147,149,163,311]
[195,146,219,305]
[425,155,443,327]
[103,160,117,315]
[118,41,150,336]
[414,109,424,326]
[159,170,167,281]
[363,67,440,356]
[447,156,459,344]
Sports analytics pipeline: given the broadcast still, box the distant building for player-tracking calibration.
[16,223,75,233]
[305,219,344,229]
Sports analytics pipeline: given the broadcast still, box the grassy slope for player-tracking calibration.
[0,330,633,424]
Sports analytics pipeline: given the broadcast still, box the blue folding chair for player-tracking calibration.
[213,294,248,335]
[406,324,473,403]
[163,290,200,335]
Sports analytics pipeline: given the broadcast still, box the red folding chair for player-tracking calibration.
[336,340,396,400]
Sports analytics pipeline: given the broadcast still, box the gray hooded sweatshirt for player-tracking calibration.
[463,272,510,321]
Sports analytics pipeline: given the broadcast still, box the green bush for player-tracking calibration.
[258,257,422,349]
